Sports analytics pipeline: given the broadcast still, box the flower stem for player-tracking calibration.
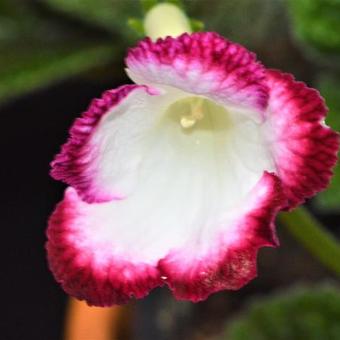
[279,206,340,276]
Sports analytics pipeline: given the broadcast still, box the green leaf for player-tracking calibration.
[318,76,340,131]
[185,0,287,50]
[0,0,117,104]
[280,207,340,276]
[140,0,159,13]
[127,17,145,37]
[0,42,115,104]
[40,0,140,38]
[220,285,340,340]
[164,0,184,8]
[190,18,204,32]
[314,75,340,212]
[315,160,340,210]
[287,0,340,54]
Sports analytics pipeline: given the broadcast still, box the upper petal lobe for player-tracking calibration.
[126,32,269,115]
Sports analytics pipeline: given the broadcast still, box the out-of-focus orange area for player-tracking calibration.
[64,298,132,340]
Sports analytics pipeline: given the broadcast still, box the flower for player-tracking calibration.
[46,32,339,306]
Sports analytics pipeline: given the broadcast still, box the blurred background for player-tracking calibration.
[2,0,340,339]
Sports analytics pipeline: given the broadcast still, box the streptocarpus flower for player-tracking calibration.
[46,32,339,306]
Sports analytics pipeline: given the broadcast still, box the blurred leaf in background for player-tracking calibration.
[0,0,298,106]
[219,284,340,340]
[0,0,119,105]
[40,0,140,38]
[189,0,285,49]
[315,76,340,212]
[189,0,308,76]
[288,0,340,53]
[287,0,340,68]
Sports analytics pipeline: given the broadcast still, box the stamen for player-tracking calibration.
[180,116,197,128]
[180,98,204,129]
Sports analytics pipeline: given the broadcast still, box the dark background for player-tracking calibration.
[1,77,118,340]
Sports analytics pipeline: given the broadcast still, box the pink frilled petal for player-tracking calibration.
[50,85,161,203]
[158,172,285,301]
[46,187,162,307]
[46,172,285,306]
[48,32,339,306]
[126,32,269,117]
[264,69,339,209]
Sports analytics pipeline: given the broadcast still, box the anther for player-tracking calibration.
[180,98,204,129]
[180,116,197,128]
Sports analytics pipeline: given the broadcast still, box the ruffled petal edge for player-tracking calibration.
[158,172,285,301]
[50,85,158,203]
[126,32,269,115]
[46,187,163,307]
[265,69,339,209]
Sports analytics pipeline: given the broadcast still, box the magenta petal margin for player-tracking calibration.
[158,172,285,302]
[50,85,156,203]
[126,32,269,112]
[46,173,285,306]
[265,69,339,209]
[46,188,162,307]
